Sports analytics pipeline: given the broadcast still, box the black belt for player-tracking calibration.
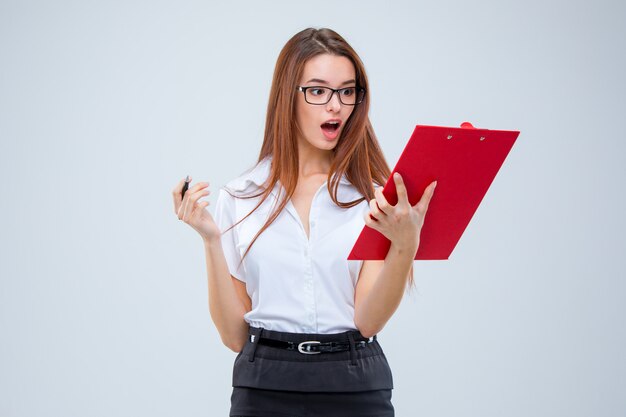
[251,334,377,355]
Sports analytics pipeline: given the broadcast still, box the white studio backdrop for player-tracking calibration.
[1,0,625,416]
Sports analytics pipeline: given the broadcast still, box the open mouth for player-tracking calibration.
[322,121,341,139]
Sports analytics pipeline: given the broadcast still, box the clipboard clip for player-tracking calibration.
[460,122,487,141]
[460,122,476,129]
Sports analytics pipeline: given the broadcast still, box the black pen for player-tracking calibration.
[181,175,190,199]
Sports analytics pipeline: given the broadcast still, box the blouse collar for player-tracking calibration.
[226,157,352,193]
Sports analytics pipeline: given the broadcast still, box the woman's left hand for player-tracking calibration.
[364,172,437,255]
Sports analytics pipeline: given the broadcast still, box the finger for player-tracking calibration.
[189,189,211,215]
[179,188,191,220]
[374,187,391,214]
[369,198,382,220]
[191,200,210,218]
[188,181,209,195]
[179,182,208,220]
[393,172,410,207]
[172,176,192,214]
[186,182,209,205]
[363,210,381,231]
[414,181,437,215]
[183,189,210,222]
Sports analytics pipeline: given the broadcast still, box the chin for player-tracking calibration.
[299,131,340,153]
[317,139,338,151]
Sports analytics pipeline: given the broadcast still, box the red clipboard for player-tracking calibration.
[348,122,520,260]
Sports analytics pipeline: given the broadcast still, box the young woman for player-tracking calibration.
[172,27,436,417]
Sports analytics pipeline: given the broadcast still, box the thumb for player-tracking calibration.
[414,181,437,215]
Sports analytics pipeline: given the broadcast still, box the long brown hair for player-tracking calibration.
[228,28,410,285]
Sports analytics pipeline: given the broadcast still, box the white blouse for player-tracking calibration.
[213,157,371,334]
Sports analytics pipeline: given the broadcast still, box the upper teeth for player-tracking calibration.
[328,121,339,125]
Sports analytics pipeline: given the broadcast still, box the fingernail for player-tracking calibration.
[394,172,400,180]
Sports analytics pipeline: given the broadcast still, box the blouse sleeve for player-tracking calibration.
[213,188,246,282]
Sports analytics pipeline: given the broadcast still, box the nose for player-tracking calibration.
[325,90,342,112]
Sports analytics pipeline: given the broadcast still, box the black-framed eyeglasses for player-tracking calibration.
[296,85,366,106]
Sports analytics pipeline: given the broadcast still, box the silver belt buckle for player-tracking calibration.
[298,341,321,354]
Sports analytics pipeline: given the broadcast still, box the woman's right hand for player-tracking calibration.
[172,177,221,243]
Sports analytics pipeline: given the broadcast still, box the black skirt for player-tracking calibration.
[230,326,394,417]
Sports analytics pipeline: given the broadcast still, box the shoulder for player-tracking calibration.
[214,157,272,217]
[223,157,272,195]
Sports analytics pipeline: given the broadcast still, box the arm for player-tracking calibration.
[203,237,251,352]
[353,173,436,338]
[173,178,251,352]
[353,247,413,338]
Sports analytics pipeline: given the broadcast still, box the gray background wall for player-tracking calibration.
[1,0,625,416]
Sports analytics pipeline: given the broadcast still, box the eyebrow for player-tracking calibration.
[305,78,356,86]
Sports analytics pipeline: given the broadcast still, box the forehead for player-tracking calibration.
[301,54,355,84]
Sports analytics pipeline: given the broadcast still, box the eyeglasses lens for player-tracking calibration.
[305,87,364,105]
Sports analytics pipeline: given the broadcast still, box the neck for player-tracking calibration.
[297,142,333,178]
[298,152,333,179]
